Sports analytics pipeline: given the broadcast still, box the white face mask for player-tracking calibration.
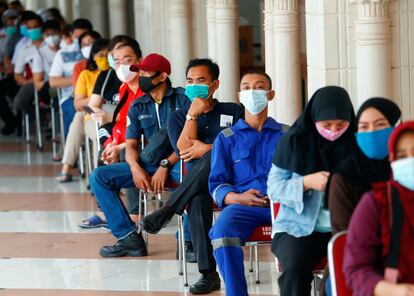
[116,64,137,83]
[59,39,69,50]
[239,89,269,116]
[391,157,414,191]
[45,35,61,48]
[81,45,92,59]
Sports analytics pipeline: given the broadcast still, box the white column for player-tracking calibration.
[169,0,193,86]
[351,0,392,106]
[58,0,73,21]
[108,0,128,36]
[214,0,239,102]
[72,0,80,19]
[87,0,108,37]
[265,0,301,125]
[264,0,275,95]
[206,0,217,60]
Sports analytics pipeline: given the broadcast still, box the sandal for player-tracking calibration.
[79,214,108,229]
[56,172,73,183]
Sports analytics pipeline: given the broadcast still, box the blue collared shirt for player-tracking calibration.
[126,86,190,141]
[209,117,285,208]
[267,164,331,238]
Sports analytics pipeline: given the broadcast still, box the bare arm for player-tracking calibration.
[14,73,32,85]
[74,93,89,111]
[33,72,45,91]
[49,76,72,88]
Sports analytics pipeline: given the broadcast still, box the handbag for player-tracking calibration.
[139,92,176,166]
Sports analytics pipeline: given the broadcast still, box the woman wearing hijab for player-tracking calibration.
[343,121,414,296]
[328,98,401,234]
[267,86,357,296]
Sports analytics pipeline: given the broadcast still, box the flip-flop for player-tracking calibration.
[56,172,73,183]
[79,214,108,229]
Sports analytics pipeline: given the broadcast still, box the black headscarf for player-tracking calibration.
[272,85,357,175]
[337,97,401,191]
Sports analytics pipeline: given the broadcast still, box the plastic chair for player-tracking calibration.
[328,231,351,296]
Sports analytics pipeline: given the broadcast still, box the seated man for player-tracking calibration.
[208,70,288,296]
[141,58,244,294]
[89,53,190,257]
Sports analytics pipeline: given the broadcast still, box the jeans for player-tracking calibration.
[60,96,75,138]
[90,161,181,239]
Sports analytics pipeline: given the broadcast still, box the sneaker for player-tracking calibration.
[140,205,174,234]
[99,231,147,257]
[189,272,221,294]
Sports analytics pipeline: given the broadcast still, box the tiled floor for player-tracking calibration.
[0,135,279,295]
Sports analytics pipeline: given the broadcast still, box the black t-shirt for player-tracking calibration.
[92,69,122,105]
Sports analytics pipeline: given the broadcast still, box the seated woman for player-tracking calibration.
[344,121,414,296]
[267,86,357,296]
[56,38,110,182]
[328,98,401,234]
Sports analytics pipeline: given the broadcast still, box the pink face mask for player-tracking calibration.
[315,122,350,142]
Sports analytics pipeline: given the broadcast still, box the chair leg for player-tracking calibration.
[51,99,57,158]
[143,192,148,244]
[249,245,254,272]
[79,147,85,178]
[24,113,30,143]
[34,91,42,150]
[180,214,188,287]
[255,245,260,284]
[177,215,183,276]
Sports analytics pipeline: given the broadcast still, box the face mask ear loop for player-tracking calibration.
[206,80,216,100]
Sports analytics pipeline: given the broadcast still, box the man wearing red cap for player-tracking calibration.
[90,53,190,258]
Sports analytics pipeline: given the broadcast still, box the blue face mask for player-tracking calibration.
[185,83,211,102]
[19,25,28,37]
[391,157,414,191]
[355,127,394,160]
[27,27,42,41]
[5,26,17,36]
[108,53,115,69]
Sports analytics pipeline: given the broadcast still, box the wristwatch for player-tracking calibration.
[186,113,198,121]
[160,159,170,168]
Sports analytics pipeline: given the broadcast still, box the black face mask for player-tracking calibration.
[139,72,163,93]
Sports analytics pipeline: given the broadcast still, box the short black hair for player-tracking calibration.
[241,69,272,90]
[108,35,133,52]
[87,38,109,71]
[70,18,92,32]
[185,58,220,81]
[78,30,101,47]
[42,19,60,33]
[113,38,142,59]
[20,11,42,24]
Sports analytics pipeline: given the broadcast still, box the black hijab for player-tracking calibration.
[337,97,401,191]
[272,85,357,175]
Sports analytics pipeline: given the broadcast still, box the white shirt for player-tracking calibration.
[11,36,30,64]
[31,43,58,80]
[13,39,44,75]
[49,43,83,102]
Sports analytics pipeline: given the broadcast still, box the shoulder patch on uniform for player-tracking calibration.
[222,127,234,138]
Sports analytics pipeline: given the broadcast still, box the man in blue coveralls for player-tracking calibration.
[208,70,288,296]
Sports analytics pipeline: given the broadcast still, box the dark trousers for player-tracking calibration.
[271,231,331,296]
[167,151,216,273]
[0,75,19,127]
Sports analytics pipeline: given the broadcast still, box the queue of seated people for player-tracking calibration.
[1,3,414,296]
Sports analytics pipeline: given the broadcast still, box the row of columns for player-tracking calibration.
[23,0,393,123]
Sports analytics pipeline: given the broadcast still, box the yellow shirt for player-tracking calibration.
[74,69,100,98]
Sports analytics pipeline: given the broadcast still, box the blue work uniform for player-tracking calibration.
[208,117,286,296]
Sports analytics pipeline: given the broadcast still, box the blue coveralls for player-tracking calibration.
[208,118,285,296]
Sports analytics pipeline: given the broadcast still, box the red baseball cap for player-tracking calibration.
[130,53,171,75]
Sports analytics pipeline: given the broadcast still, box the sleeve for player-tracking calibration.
[343,192,383,296]
[31,49,43,73]
[125,105,142,140]
[167,109,186,156]
[209,133,236,208]
[72,62,83,88]
[74,70,88,96]
[5,36,15,58]
[266,164,305,214]
[13,47,25,74]
[92,71,106,95]
[328,173,361,234]
[49,51,64,77]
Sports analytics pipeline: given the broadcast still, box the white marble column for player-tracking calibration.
[58,0,72,21]
[108,0,128,36]
[265,0,301,125]
[87,0,108,37]
[214,0,239,102]
[351,0,392,106]
[206,0,217,60]
[169,0,193,86]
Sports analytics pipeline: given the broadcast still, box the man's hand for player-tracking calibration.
[303,171,330,192]
[131,166,152,192]
[188,98,209,117]
[102,144,121,164]
[91,110,112,125]
[151,167,168,194]
[180,137,211,162]
[224,189,269,207]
